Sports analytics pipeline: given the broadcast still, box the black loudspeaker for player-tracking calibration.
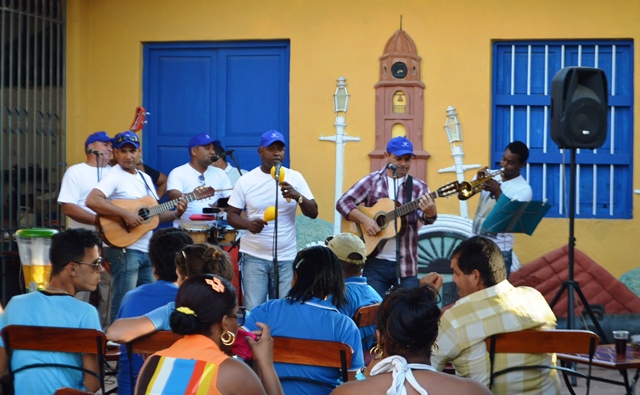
[551,67,608,149]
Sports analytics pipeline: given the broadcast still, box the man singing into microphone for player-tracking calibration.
[227,130,318,310]
[57,131,113,327]
[166,133,232,228]
[336,136,438,297]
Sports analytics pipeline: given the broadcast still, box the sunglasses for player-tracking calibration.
[70,258,104,273]
[116,134,139,144]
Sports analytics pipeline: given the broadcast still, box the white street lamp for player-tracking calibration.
[438,106,480,219]
[320,76,360,235]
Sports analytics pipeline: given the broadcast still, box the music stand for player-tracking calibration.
[481,195,551,236]
[547,149,607,342]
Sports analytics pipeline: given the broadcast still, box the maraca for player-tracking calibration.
[263,206,277,222]
[270,163,291,202]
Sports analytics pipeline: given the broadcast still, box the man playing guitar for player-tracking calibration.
[336,136,437,297]
[86,131,187,324]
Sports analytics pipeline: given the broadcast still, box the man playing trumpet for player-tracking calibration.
[471,141,532,278]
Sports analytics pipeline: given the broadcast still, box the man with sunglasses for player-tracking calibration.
[167,133,232,228]
[57,131,113,326]
[0,228,104,394]
[86,131,187,327]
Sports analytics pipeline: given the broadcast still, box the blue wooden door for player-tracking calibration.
[142,41,290,178]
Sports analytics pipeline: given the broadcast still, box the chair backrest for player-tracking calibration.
[272,336,353,388]
[485,329,600,395]
[126,330,183,355]
[54,388,96,395]
[352,303,380,328]
[2,325,107,394]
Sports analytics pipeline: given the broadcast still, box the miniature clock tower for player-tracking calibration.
[371,28,429,180]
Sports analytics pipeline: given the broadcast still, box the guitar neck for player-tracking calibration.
[148,192,199,217]
[383,190,439,222]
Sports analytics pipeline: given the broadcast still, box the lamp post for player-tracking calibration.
[438,106,480,219]
[319,76,360,235]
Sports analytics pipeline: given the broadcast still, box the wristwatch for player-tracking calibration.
[298,195,304,204]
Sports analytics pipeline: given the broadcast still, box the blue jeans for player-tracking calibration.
[502,249,513,279]
[363,257,419,297]
[105,247,154,325]
[240,253,293,310]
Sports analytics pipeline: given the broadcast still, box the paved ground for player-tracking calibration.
[561,365,635,395]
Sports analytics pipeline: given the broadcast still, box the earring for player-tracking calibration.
[431,342,439,355]
[369,345,384,360]
[221,330,236,346]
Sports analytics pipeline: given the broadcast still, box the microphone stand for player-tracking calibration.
[392,168,401,286]
[272,163,281,299]
[227,151,244,179]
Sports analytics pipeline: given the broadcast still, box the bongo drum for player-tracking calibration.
[180,221,212,244]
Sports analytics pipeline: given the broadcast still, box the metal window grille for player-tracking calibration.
[492,41,633,219]
[1,0,66,304]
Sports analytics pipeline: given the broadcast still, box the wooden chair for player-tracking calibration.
[54,388,96,395]
[125,331,183,393]
[1,325,107,394]
[486,329,599,395]
[272,336,353,390]
[352,303,380,346]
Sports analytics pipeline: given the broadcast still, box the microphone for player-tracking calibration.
[386,163,397,171]
[86,148,103,156]
[274,160,282,180]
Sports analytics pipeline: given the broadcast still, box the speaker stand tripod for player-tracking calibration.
[548,148,607,342]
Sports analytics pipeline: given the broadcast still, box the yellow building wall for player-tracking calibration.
[66,0,640,278]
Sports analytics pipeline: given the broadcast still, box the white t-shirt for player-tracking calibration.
[94,165,158,252]
[223,163,248,187]
[228,166,314,261]
[472,173,533,251]
[166,163,232,228]
[57,163,112,230]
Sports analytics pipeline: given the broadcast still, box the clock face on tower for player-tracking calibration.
[391,62,408,79]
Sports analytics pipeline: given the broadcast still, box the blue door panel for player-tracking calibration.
[142,41,290,181]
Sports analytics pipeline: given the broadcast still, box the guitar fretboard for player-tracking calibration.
[382,190,441,223]
[147,191,202,218]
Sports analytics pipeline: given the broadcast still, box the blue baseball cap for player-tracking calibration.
[84,131,111,147]
[386,136,415,157]
[259,130,286,147]
[112,131,141,149]
[188,133,216,151]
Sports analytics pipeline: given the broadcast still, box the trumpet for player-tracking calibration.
[458,168,504,200]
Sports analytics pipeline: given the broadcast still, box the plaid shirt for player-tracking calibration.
[336,167,434,277]
[432,280,560,394]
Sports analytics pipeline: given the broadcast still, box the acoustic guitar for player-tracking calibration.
[95,186,215,248]
[341,181,459,258]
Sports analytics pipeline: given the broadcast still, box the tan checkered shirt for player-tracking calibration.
[432,280,561,394]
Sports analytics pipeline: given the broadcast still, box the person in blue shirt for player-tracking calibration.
[114,227,193,395]
[326,233,382,352]
[243,245,365,395]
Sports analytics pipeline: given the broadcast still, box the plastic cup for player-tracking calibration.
[15,228,58,292]
[613,330,629,357]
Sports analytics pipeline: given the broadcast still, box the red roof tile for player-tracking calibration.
[510,245,640,317]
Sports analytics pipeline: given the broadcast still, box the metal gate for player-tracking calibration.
[1,0,66,304]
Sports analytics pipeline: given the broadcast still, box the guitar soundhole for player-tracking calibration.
[375,215,386,229]
[138,208,150,221]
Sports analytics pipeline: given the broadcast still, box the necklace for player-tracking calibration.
[44,285,69,295]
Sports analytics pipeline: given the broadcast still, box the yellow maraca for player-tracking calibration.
[270,164,291,202]
[263,206,277,222]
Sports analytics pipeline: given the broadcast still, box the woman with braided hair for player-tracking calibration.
[330,285,491,395]
[136,274,282,394]
[175,243,235,283]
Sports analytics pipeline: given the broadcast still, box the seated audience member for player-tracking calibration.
[0,229,103,394]
[243,246,364,395]
[423,236,560,394]
[326,233,382,350]
[107,243,234,343]
[115,228,193,395]
[330,285,491,395]
[136,274,282,395]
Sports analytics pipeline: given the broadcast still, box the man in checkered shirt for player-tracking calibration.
[424,236,560,394]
